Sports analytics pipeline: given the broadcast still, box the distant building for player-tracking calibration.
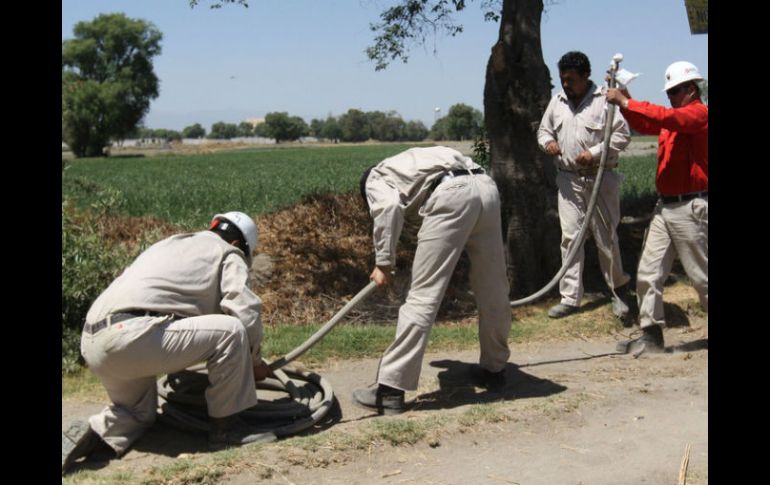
[243,117,265,128]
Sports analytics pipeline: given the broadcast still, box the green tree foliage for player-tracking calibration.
[429,116,451,140]
[182,123,207,138]
[366,1,502,70]
[253,122,270,137]
[237,121,255,137]
[189,0,249,8]
[446,103,483,140]
[404,120,429,141]
[368,110,408,142]
[62,13,162,157]
[309,118,326,138]
[263,112,309,143]
[320,116,343,143]
[339,109,371,142]
[208,121,239,139]
[138,128,182,141]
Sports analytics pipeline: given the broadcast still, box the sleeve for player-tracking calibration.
[588,109,631,160]
[622,100,708,135]
[537,97,559,152]
[219,252,264,363]
[366,173,404,268]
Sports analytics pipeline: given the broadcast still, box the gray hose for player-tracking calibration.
[156,281,379,439]
[269,280,378,370]
[510,55,623,308]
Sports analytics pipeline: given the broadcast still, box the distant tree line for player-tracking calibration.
[130,103,481,145]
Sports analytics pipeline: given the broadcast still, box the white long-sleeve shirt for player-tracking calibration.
[537,82,630,171]
[85,231,263,361]
[364,146,482,267]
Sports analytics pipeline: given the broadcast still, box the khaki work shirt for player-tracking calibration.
[537,82,631,171]
[364,146,483,267]
[85,231,263,361]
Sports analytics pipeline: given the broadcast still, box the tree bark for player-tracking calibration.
[484,0,561,298]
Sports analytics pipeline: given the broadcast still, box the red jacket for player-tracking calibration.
[622,99,708,196]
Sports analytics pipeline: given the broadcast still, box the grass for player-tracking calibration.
[63,144,419,228]
[62,144,658,229]
[62,368,107,400]
[457,403,510,427]
[617,154,658,215]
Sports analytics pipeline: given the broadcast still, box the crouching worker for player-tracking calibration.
[352,146,513,415]
[62,212,272,474]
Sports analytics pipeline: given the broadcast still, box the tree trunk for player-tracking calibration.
[484,0,561,298]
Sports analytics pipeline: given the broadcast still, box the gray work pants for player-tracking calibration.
[377,174,512,391]
[80,314,258,455]
[556,170,630,306]
[637,196,708,328]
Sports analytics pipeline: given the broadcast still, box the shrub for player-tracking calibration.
[61,190,135,374]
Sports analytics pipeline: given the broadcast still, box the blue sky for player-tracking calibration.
[62,0,708,131]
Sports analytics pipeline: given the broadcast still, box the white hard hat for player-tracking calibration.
[211,211,258,255]
[662,61,704,91]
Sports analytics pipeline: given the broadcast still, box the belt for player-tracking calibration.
[559,166,615,177]
[660,191,707,204]
[431,168,485,191]
[83,310,172,335]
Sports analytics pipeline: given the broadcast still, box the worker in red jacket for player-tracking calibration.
[606,61,708,355]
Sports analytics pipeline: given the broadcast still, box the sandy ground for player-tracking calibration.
[63,298,707,485]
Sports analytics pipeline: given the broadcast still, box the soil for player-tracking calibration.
[62,285,707,485]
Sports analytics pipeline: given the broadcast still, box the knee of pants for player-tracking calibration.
[218,317,249,345]
[398,305,436,331]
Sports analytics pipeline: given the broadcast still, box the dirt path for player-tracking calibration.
[63,312,707,485]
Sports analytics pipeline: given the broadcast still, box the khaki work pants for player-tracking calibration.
[80,314,258,455]
[556,170,630,306]
[637,196,708,328]
[377,174,512,391]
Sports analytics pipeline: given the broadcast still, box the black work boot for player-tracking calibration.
[616,325,665,355]
[479,368,507,393]
[209,413,276,450]
[351,384,406,415]
[62,419,103,475]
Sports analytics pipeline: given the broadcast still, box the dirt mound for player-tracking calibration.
[255,192,478,325]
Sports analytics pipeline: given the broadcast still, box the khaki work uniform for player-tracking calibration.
[364,146,512,391]
[81,231,263,455]
[538,82,632,306]
[636,197,708,328]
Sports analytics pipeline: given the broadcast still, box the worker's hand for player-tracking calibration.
[545,141,562,156]
[575,150,595,167]
[370,265,392,287]
[253,359,274,382]
[606,87,631,107]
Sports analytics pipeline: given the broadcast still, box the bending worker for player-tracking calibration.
[352,146,513,415]
[62,212,272,474]
[607,61,708,354]
[537,51,632,321]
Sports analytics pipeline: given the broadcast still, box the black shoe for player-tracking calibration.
[62,420,102,474]
[208,413,276,450]
[616,325,665,355]
[351,384,406,415]
[480,368,507,393]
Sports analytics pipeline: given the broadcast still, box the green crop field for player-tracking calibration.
[63,144,658,227]
[62,144,416,227]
